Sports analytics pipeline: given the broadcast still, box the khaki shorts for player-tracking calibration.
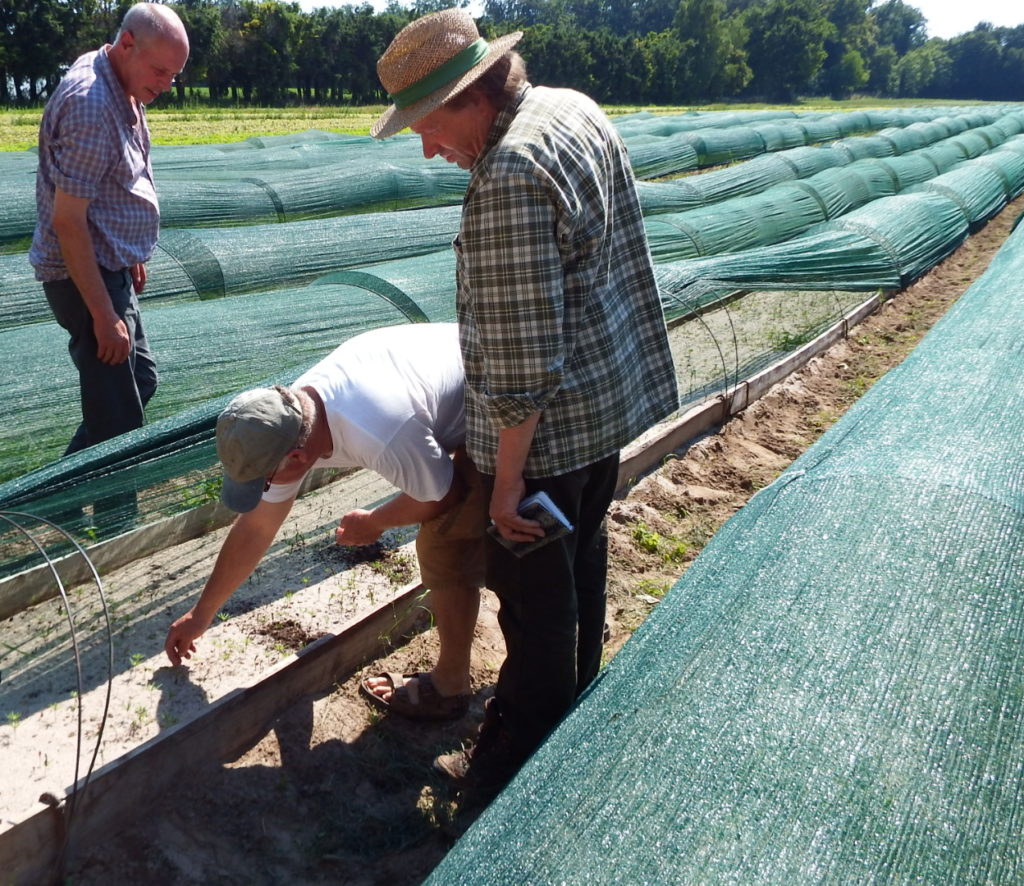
[416,451,487,590]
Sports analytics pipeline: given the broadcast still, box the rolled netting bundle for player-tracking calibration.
[875,152,943,188]
[156,162,470,227]
[625,132,700,178]
[422,172,1024,886]
[645,183,829,261]
[830,134,899,161]
[656,189,970,293]
[915,141,971,173]
[0,206,464,328]
[876,124,937,154]
[909,151,1024,228]
[747,121,809,151]
[612,109,797,139]
[798,160,901,217]
[950,129,1000,159]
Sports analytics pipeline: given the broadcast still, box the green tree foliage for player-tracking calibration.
[866,43,898,95]
[173,0,226,100]
[4,0,1021,108]
[638,29,684,104]
[869,0,926,56]
[894,38,951,97]
[673,0,731,101]
[818,0,872,99]
[743,0,834,101]
[946,26,1005,100]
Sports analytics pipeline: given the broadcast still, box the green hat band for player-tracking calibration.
[390,38,490,110]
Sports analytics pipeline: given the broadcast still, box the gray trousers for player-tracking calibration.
[44,266,158,455]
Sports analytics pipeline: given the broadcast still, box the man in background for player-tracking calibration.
[31,3,189,455]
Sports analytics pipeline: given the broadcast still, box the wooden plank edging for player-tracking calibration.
[0,581,432,886]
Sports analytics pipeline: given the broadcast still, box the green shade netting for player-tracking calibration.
[660,190,970,291]
[950,130,999,159]
[917,141,974,172]
[876,124,932,153]
[3,106,1024,576]
[831,133,898,160]
[623,132,700,178]
[791,159,900,217]
[156,162,471,225]
[0,269,873,577]
[911,156,1024,228]
[645,183,828,261]
[643,136,1023,264]
[0,206,464,328]
[4,109,1019,253]
[993,115,1024,138]
[876,152,943,187]
[423,176,1024,886]
[0,266,434,486]
[612,109,799,138]
[617,112,1016,220]
[747,121,809,151]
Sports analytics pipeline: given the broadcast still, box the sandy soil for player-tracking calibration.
[4,193,1021,885]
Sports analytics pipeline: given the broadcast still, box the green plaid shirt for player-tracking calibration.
[456,83,678,477]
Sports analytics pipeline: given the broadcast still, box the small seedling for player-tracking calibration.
[632,524,662,555]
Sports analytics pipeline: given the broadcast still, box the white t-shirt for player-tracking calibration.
[263,323,465,505]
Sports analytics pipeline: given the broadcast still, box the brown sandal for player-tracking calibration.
[359,671,469,721]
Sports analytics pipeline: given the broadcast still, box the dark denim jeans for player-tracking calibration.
[44,266,158,456]
[483,452,619,757]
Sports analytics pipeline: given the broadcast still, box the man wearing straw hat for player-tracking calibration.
[373,9,678,793]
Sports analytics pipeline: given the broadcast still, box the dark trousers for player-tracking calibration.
[44,267,158,456]
[483,452,619,757]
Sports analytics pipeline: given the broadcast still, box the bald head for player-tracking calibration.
[117,3,189,51]
[109,3,189,104]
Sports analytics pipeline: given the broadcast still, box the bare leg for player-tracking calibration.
[365,583,480,700]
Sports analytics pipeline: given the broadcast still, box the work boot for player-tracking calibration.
[434,697,525,796]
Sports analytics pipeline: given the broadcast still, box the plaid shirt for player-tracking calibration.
[31,47,160,282]
[456,83,678,477]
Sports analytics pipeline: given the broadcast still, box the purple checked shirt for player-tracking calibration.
[30,46,161,282]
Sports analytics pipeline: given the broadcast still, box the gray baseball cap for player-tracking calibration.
[216,387,303,513]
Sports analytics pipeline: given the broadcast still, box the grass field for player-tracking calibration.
[0,96,1001,152]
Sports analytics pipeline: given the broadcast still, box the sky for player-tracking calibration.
[910,0,1021,39]
[293,0,1021,41]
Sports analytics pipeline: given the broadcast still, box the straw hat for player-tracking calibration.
[371,8,523,139]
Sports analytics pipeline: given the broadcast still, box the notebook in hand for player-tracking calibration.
[487,490,575,557]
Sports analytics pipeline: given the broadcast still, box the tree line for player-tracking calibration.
[3,0,1024,107]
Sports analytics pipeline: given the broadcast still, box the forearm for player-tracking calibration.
[373,491,453,529]
[192,504,290,622]
[337,482,464,547]
[487,412,544,540]
[494,412,541,495]
[52,191,116,323]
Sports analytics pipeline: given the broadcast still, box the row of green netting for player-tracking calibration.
[2,104,1023,582]
[424,166,1024,886]
[2,105,1020,250]
[4,108,1023,329]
